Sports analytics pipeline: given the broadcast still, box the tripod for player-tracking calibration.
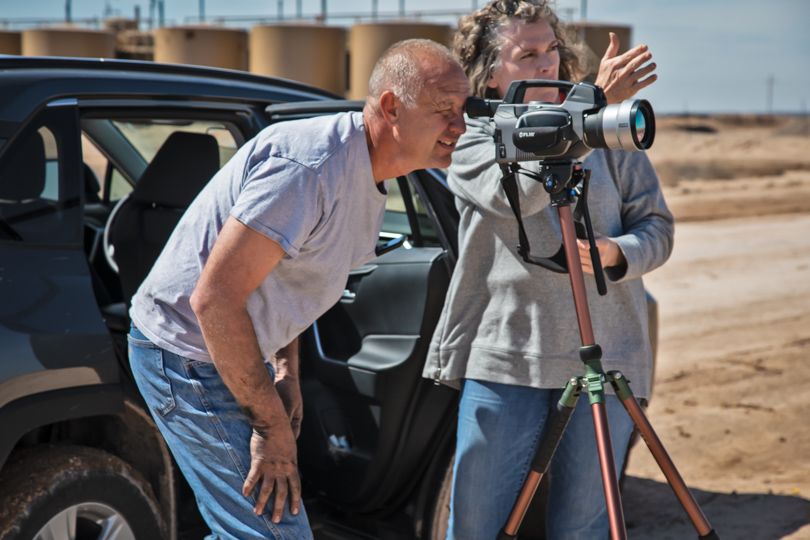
[496,161,719,540]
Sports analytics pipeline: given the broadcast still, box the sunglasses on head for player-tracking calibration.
[491,0,526,15]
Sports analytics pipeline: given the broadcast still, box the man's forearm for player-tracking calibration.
[194,300,289,432]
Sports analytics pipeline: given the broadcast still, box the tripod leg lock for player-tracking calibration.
[497,528,517,540]
[579,344,602,363]
[607,370,635,402]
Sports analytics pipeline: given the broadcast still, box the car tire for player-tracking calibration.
[0,444,166,540]
[425,449,453,540]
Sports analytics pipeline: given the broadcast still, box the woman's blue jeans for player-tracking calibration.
[127,326,312,540]
[448,379,635,540]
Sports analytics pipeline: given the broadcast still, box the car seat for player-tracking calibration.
[103,131,220,321]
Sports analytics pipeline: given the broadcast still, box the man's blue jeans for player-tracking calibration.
[448,379,635,540]
[128,326,312,540]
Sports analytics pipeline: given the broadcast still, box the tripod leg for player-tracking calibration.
[497,380,582,540]
[577,345,628,540]
[610,372,721,540]
[590,400,627,540]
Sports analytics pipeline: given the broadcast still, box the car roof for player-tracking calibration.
[0,55,340,126]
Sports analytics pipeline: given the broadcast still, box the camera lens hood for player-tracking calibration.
[585,98,655,152]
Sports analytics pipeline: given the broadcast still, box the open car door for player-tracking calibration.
[266,102,461,515]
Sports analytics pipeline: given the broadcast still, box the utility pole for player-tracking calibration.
[399,0,405,18]
[199,0,205,23]
[65,0,72,23]
[278,0,284,20]
[321,0,327,22]
[581,0,587,20]
[372,0,378,20]
[296,0,302,20]
[766,74,775,116]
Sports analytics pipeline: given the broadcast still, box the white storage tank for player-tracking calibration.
[250,24,346,96]
[154,26,248,71]
[0,31,22,55]
[22,27,116,58]
[347,22,453,100]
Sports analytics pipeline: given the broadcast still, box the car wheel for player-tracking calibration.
[425,450,453,540]
[0,444,166,540]
[425,448,550,540]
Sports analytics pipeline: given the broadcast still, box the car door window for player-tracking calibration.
[81,118,241,203]
[111,119,239,171]
[381,175,442,248]
[0,108,81,244]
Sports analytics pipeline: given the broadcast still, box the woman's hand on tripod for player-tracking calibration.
[577,233,626,274]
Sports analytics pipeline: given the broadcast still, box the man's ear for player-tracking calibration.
[378,91,401,126]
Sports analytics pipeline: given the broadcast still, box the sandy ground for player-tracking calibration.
[618,115,810,539]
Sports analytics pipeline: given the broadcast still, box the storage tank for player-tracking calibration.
[154,26,248,71]
[0,31,22,55]
[347,22,453,100]
[250,24,346,96]
[567,22,632,83]
[22,28,116,58]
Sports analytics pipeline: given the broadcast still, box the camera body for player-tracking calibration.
[466,79,655,164]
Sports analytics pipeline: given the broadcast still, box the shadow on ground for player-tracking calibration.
[623,476,810,539]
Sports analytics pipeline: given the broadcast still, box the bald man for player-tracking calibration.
[127,39,468,539]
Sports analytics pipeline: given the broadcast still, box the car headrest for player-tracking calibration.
[131,131,220,208]
[84,163,102,204]
[0,130,46,202]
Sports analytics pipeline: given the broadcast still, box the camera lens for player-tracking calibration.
[583,99,655,152]
[630,100,655,149]
[635,114,646,142]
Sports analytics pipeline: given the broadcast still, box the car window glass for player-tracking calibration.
[109,169,132,201]
[38,127,60,201]
[381,176,441,248]
[0,114,80,244]
[110,120,239,170]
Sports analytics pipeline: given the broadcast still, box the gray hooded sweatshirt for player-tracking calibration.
[423,115,674,399]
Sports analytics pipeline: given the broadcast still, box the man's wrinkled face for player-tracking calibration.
[395,60,469,170]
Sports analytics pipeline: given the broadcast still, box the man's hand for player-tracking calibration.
[595,32,658,105]
[191,217,303,523]
[577,233,626,274]
[243,423,302,522]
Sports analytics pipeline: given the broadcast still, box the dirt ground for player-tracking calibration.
[618,114,810,539]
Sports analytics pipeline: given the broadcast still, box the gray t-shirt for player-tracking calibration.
[131,111,386,363]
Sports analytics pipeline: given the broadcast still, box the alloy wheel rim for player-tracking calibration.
[34,502,135,540]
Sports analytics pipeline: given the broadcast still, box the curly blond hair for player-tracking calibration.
[454,0,586,99]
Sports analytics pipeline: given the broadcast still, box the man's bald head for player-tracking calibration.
[367,38,461,109]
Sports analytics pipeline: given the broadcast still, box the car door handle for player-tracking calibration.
[343,264,378,300]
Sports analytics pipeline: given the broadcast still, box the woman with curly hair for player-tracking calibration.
[424,1,673,538]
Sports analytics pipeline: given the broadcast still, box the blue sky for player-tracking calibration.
[2,0,808,114]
